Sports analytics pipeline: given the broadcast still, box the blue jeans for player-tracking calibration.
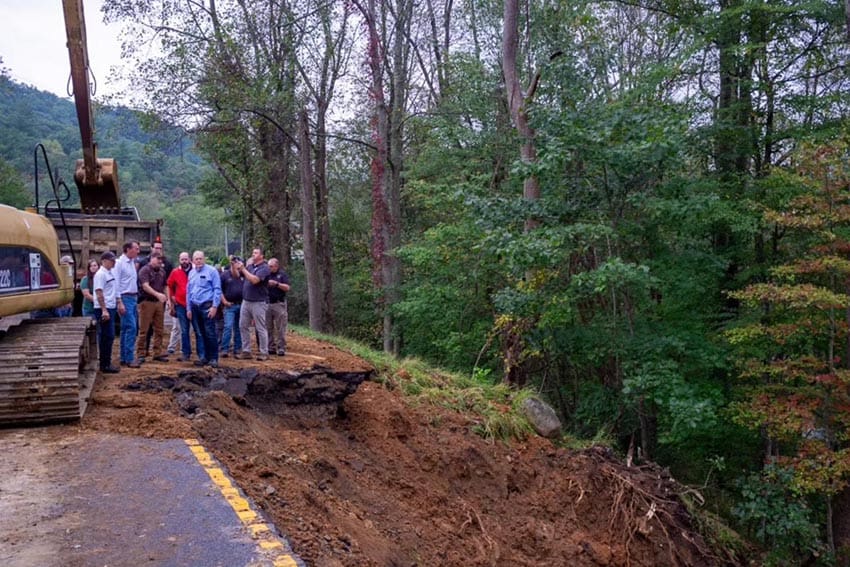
[95,307,117,370]
[190,302,218,362]
[221,304,242,354]
[190,307,206,361]
[119,294,138,364]
[174,304,192,358]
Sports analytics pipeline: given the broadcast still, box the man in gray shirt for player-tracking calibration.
[235,247,271,361]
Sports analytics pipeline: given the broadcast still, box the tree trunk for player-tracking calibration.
[315,101,335,333]
[502,0,540,233]
[500,0,541,386]
[299,110,322,331]
[258,120,292,262]
[357,0,396,353]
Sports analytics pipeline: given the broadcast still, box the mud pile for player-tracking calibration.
[81,332,730,566]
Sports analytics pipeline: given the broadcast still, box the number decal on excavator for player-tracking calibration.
[0,247,59,295]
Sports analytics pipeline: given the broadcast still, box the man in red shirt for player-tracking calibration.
[166,252,194,362]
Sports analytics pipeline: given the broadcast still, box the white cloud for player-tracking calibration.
[0,0,124,100]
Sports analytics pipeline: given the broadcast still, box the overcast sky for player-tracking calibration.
[0,0,125,100]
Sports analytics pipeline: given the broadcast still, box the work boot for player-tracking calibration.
[236,352,253,360]
[194,359,208,367]
[101,366,120,374]
[127,360,142,368]
[153,355,169,362]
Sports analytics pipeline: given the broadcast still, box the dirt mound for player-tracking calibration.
[82,332,729,566]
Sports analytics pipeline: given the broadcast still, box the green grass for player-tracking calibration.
[294,325,534,442]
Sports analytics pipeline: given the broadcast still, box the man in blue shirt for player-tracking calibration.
[115,240,141,366]
[186,250,222,368]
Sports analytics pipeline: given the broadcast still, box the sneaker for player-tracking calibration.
[127,360,142,368]
[100,366,120,374]
[236,352,253,360]
[167,349,175,355]
[276,350,286,356]
[153,355,169,362]
[194,359,208,367]
[256,354,269,361]
[208,360,219,368]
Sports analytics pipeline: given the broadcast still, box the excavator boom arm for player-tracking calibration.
[62,0,120,212]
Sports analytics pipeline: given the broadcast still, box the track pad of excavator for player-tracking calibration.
[74,158,121,213]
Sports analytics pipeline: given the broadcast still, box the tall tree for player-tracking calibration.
[352,0,410,354]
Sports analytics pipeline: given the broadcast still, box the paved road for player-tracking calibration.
[0,427,301,567]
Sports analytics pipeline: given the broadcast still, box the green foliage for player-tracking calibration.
[159,195,226,259]
[0,156,30,208]
[623,359,721,446]
[733,464,825,564]
[0,77,208,206]
[727,141,850,557]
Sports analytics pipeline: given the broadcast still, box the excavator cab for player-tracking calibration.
[63,0,120,213]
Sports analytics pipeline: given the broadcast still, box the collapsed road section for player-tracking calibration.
[124,364,373,420]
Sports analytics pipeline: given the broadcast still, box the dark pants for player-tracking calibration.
[190,302,218,363]
[95,307,117,370]
[174,304,192,358]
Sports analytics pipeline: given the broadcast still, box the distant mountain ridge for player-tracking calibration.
[0,75,207,206]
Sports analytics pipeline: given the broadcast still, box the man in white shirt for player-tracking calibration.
[93,251,119,373]
[114,240,141,366]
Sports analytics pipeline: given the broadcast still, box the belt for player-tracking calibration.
[269,299,284,304]
[121,292,138,296]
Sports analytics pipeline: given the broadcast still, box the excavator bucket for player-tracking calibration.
[74,157,120,213]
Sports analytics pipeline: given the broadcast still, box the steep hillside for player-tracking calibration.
[80,332,743,566]
[0,75,207,202]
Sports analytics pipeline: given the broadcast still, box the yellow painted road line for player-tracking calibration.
[185,439,299,567]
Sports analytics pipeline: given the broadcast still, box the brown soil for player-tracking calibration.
[80,332,734,567]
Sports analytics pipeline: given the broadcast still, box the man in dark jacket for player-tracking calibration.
[266,258,291,356]
[219,256,244,357]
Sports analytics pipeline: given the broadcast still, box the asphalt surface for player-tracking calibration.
[0,427,302,567]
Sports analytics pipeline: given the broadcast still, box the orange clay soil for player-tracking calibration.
[79,331,735,567]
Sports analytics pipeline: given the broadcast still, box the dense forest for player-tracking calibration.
[4,0,850,561]
[0,75,224,256]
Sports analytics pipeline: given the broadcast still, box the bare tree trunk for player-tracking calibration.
[258,120,292,262]
[299,110,322,331]
[500,0,541,386]
[502,0,540,233]
[355,0,406,354]
[356,0,396,353]
[315,103,335,333]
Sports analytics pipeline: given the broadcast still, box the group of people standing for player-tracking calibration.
[80,240,290,374]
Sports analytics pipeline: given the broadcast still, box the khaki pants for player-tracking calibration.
[239,300,269,355]
[137,300,165,358]
[266,301,288,354]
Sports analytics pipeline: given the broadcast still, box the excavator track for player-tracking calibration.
[0,317,97,426]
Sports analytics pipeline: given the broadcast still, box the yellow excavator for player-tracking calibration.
[0,0,120,425]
